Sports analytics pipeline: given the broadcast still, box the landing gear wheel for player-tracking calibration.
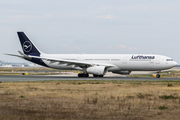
[93,75,98,77]
[78,73,89,77]
[93,75,104,77]
[156,71,161,78]
[156,74,160,78]
[99,75,104,77]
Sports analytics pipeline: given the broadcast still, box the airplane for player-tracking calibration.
[6,32,177,78]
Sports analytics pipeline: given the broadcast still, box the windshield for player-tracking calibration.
[166,59,173,61]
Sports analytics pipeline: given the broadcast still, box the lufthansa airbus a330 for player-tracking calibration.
[6,32,177,78]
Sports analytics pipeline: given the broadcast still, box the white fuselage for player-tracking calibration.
[41,54,177,72]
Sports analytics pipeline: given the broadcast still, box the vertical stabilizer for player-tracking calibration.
[17,32,42,56]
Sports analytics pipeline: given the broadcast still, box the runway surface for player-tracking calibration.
[0,75,179,82]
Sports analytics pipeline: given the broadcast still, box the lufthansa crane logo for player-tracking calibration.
[23,41,32,52]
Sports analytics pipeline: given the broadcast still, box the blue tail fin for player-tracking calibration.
[17,32,41,56]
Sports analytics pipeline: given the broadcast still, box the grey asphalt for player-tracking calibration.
[0,75,179,82]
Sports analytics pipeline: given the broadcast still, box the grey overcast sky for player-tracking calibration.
[0,0,180,63]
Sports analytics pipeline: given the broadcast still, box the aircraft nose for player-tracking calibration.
[173,61,177,67]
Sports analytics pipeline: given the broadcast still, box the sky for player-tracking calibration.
[0,0,180,63]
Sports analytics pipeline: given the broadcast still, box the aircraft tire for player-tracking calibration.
[93,75,104,77]
[99,75,104,77]
[86,74,89,77]
[93,74,98,77]
[78,73,89,77]
[156,74,160,78]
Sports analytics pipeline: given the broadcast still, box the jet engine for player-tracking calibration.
[112,71,131,75]
[87,66,108,75]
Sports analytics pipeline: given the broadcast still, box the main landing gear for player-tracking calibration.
[78,73,104,77]
[78,73,89,77]
[156,71,161,78]
[93,75,104,77]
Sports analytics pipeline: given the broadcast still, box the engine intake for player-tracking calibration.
[87,66,108,75]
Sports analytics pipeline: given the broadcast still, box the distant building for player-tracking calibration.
[0,59,36,67]
[0,64,13,67]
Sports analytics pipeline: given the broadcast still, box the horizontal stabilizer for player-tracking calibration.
[4,53,23,58]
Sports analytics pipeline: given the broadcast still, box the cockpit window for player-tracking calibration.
[166,59,173,61]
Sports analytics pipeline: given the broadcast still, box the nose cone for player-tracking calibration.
[173,61,177,67]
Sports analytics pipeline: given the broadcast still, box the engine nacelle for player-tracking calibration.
[87,66,108,75]
[112,71,131,75]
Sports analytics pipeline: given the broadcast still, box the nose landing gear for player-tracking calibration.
[156,71,161,78]
[156,74,160,78]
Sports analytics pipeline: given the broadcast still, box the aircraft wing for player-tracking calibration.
[5,53,115,68]
[29,55,115,68]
